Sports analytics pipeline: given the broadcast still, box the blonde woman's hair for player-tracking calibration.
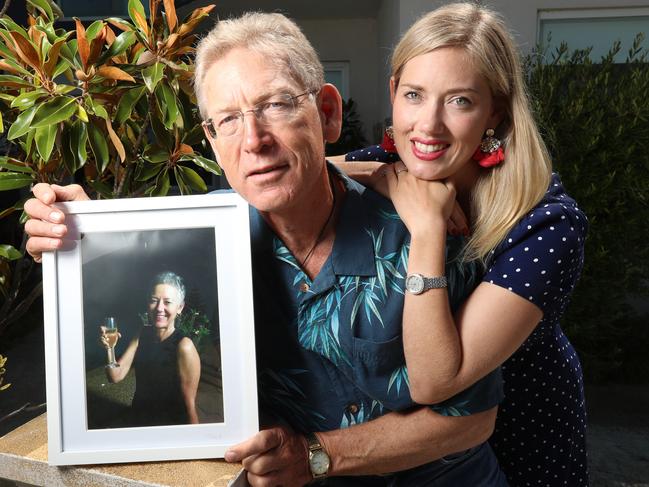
[392,3,552,263]
[194,12,324,119]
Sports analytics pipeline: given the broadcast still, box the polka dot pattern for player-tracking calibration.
[485,174,588,486]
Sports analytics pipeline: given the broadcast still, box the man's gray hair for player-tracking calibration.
[152,271,186,303]
[194,12,324,119]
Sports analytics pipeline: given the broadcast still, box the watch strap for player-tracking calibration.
[422,275,447,289]
[306,433,330,479]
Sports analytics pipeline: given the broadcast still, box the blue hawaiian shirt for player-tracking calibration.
[249,165,503,438]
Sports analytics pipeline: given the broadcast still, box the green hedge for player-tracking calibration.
[526,36,649,383]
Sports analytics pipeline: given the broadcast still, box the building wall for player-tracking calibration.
[299,18,380,143]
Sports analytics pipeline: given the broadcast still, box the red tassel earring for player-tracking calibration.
[472,128,505,168]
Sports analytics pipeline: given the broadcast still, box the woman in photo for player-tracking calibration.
[101,271,201,426]
[335,3,588,485]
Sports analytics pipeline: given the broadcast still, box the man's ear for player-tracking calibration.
[318,83,342,144]
[389,76,397,104]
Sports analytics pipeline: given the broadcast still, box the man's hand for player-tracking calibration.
[224,426,313,487]
[24,183,90,262]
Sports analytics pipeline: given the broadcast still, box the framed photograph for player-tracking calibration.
[42,193,258,466]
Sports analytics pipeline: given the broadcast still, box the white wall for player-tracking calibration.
[300,18,380,144]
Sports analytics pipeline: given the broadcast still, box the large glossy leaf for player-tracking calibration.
[27,0,54,21]
[0,110,3,133]
[74,18,89,69]
[115,86,146,123]
[163,0,178,32]
[0,60,32,77]
[0,159,34,174]
[32,97,77,128]
[9,31,40,70]
[105,118,126,162]
[180,154,221,176]
[97,30,135,64]
[106,17,134,33]
[0,172,34,191]
[10,89,47,109]
[178,5,216,37]
[128,0,149,39]
[7,105,37,140]
[70,120,88,165]
[34,123,57,161]
[150,108,173,151]
[43,38,67,78]
[143,62,164,93]
[0,18,30,42]
[135,161,164,181]
[97,66,135,83]
[155,83,179,128]
[60,125,79,174]
[0,245,22,261]
[143,144,170,163]
[86,20,105,41]
[88,120,110,172]
[176,165,206,192]
[150,168,170,196]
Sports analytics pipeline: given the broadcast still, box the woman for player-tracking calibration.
[101,271,201,426]
[336,4,588,486]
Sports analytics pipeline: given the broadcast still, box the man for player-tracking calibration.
[25,12,506,486]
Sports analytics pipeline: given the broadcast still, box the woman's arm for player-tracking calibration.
[104,336,139,383]
[177,337,201,424]
[386,170,543,404]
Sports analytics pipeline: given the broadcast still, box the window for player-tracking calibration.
[538,8,649,63]
[323,61,350,100]
[57,0,150,20]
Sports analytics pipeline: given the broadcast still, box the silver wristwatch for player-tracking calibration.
[306,433,330,479]
[405,273,448,295]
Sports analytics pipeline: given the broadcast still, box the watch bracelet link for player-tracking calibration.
[423,275,447,288]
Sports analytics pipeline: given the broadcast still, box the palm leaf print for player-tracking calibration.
[387,365,410,395]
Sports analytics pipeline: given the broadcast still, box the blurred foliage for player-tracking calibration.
[526,35,649,383]
[0,0,218,335]
[0,353,11,391]
[326,98,368,156]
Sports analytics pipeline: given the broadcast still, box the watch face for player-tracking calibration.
[310,450,330,475]
[405,274,424,294]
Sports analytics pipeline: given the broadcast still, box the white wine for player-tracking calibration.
[104,328,119,348]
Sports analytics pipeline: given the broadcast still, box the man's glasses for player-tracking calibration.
[202,91,316,138]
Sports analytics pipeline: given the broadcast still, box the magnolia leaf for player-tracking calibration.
[128,0,150,39]
[0,172,34,191]
[55,84,76,95]
[143,62,164,93]
[32,97,77,128]
[0,18,30,41]
[26,0,54,21]
[92,102,109,120]
[143,144,169,163]
[176,165,206,192]
[180,154,220,176]
[0,59,32,77]
[70,120,88,165]
[0,244,22,260]
[42,37,66,77]
[150,109,173,151]
[60,125,79,173]
[106,118,126,162]
[0,159,34,174]
[7,105,37,140]
[135,161,164,181]
[178,5,215,37]
[115,86,146,123]
[97,30,136,64]
[151,168,170,196]
[74,18,89,70]
[178,143,193,155]
[88,120,110,172]
[77,104,89,122]
[163,0,178,32]
[10,89,47,109]
[97,65,136,83]
[34,123,57,161]
[86,20,105,41]
[0,110,3,133]
[106,17,134,32]
[9,31,41,70]
[155,83,179,128]
[53,58,71,78]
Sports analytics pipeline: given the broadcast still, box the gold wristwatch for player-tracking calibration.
[306,433,330,480]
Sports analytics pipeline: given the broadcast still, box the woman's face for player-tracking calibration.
[148,284,184,330]
[390,47,501,185]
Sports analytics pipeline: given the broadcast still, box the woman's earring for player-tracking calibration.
[380,125,398,153]
[472,128,505,168]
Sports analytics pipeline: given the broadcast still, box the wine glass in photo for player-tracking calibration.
[104,317,120,368]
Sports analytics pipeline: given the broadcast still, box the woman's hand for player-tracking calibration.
[385,164,466,238]
[99,326,121,349]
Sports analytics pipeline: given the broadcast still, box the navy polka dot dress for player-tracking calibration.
[345,146,589,486]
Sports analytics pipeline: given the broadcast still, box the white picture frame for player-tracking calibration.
[42,192,258,466]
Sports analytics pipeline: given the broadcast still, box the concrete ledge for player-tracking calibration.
[0,414,242,487]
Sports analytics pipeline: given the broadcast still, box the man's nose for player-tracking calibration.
[242,113,272,152]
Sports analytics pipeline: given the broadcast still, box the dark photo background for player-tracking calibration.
[81,227,224,428]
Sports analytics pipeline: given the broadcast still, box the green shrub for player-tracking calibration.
[526,35,649,383]
[0,0,218,335]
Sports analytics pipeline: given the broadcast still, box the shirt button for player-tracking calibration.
[299,282,310,292]
[347,403,359,414]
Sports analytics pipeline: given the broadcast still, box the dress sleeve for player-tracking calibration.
[345,145,401,164]
[483,201,587,316]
